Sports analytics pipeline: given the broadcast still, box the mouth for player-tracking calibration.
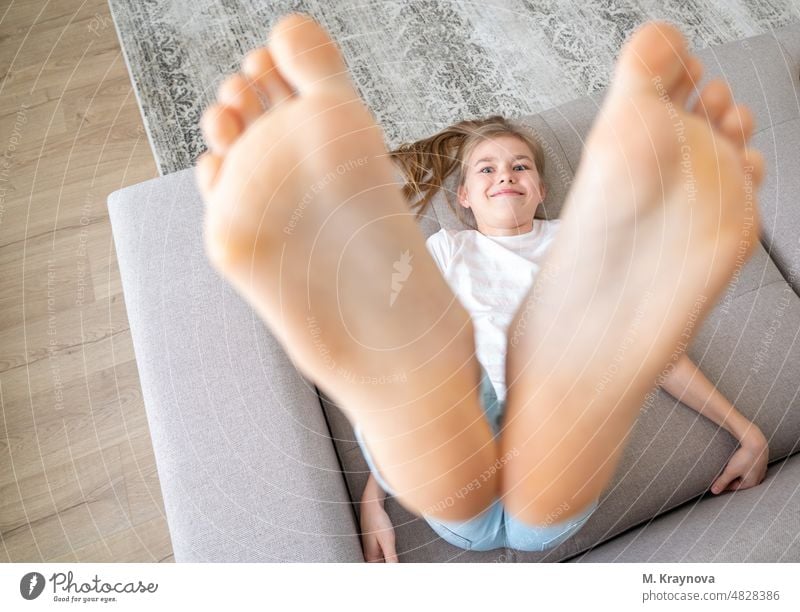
[491,190,524,197]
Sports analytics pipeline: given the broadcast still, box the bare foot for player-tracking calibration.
[502,22,763,524]
[196,14,497,520]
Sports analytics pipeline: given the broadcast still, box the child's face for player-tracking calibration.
[457,135,546,235]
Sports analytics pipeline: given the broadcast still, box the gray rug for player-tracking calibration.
[109,0,800,175]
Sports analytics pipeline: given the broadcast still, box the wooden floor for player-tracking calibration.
[0,0,170,561]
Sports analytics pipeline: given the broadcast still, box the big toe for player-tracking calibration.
[612,21,690,96]
[268,13,354,95]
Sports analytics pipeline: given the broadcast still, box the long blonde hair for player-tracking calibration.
[389,116,546,230]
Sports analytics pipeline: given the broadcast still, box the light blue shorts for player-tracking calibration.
[355,366,599,552]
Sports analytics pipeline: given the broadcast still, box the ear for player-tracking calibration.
[538,179,547,203]
[457,184,470,209]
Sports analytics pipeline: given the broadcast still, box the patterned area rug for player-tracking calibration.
[109,0,800,175]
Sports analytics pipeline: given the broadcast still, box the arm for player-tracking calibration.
[660,354,760,441]
[659,354,768,493]
[362,471,388,507]
[359,473,398,562]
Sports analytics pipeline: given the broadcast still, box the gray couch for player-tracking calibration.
[108,24,800,562]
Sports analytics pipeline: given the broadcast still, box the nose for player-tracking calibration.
[498,167,515,183]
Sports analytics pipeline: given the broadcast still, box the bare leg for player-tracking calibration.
[500,22,763,525]
[196,14,498,521]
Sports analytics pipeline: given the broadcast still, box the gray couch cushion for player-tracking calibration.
[108,169,363,562]
[570,452,800,562]
[753,119,800,296]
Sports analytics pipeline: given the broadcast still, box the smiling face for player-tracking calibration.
[457,134,546,236]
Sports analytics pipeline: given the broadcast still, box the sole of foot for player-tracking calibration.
[502,21,763,523]
[196,13,497,520]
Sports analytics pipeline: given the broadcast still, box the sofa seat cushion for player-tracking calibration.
[569,451,800,562]
[108,168,364,562]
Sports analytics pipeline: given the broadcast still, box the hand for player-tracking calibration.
[360,499,398,562]
[711,428,769,494]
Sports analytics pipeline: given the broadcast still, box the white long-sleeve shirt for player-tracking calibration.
[425,220,561,402]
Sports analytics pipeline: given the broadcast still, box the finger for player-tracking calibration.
[363,540,383,563]
[725,478,742,492]
[711,474,734,494]
[381,538,398,563]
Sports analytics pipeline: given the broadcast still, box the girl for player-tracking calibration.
[358,116,769,561]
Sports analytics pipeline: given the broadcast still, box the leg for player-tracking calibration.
[500,22,763,525]
[196,14,498,521]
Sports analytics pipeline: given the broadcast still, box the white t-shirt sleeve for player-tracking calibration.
[425,229,453,274]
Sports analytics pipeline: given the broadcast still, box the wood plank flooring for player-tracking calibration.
[0,0,169,562]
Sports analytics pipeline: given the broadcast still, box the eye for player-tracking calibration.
[514,164,530,171]
[479,167,493,173]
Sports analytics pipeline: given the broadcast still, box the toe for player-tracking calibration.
[195,151,223,196]
[242,47,294,107]
[613,21,689,94]
[268,13,354,95]
[217,74,263,124]
[671,55,703,106]
[720,104,754,148]
[692,79,732,126]
[200,103,244,154]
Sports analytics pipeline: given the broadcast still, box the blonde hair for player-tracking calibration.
[389,115,546,230]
